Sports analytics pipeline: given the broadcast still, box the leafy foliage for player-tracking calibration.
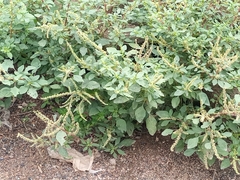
[1,0,240,173]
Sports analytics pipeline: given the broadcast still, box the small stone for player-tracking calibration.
[109,158,116,165]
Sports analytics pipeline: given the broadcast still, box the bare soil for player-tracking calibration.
[0,97,239,180]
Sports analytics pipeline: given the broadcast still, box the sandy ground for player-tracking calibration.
[0,98,239,180]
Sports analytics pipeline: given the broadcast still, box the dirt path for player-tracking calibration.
[0,98,239,180]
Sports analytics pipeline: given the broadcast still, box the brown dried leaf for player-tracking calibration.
[0,109,12,130]
[47,147,94,171]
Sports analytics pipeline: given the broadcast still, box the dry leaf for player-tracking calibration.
[47,147,94,171]
[0,109,12,130]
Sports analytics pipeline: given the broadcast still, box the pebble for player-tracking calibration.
[109,158,116,165]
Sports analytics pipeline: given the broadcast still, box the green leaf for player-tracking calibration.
[192,118,199,125]
[233,116,240,124]
[128,43,141,49]
[208,109,216,114]
[217,138,227,151]
[218,80,231,89]
[135,106,146,123]
[58,146,69,158]
[117,149,126,155]
[171,96,180,108]
[217,146,228,156]
[4,97,11,108]
[126,49,138,56]
[73,75,83,82]
[174,89,184,96]
[222,132,232,137]
[234,94,240,105]
[98,126,105,133]
[6,52,12,59]
[2,80,12,86]
[59,38,64,45]
[31,59,41,68]
[186,114,194,120]
[10,87,19,97]
[129,83,141,92]
[146,115,157,136]
[50,84,62,89]
[136,79,148,87]
[25,66,37,73]
[237,146,240,156]
[0,101,5,108]
[175,0,183,4]
[113,96,129,104]
[31,82,41,88]
[161,120,170,126]
[84,81,100,90]
[38,79,49,86]
[18,65,24,72]
[174,140,184,153]
[38,39,47,47]
[126,121,134,136]
[226,122,238,132]
[115,137,121,146]
[187,137,199,149]
[106,47,119,54]
[89,106,99,116]
[109,93,117,100]
[149,100,158,108]
[80,47,88,56]
[27,88,38,99]
[116,119,127,132]
[220,159,231,169]
[1,60,14,71]
[118,139,135,148]
[199,92,210,106]
[156,111,169,118]
[56,130,67,146]
[0,87,12,98]
[161,129,173,136]
[19,86,28,94]
[204,142,212,149]
[79,69,86,76]
[201,122,210,128]
[29,75,40,81]
[43,87,49,93]
[184,149,195,156]
[96,38,110,46]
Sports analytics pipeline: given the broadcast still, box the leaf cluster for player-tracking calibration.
[1,0,240,172]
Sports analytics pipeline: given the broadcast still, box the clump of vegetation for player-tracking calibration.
[1,0,240,172]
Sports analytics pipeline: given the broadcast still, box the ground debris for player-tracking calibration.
[47,147,94,172]
[0,109,12,130]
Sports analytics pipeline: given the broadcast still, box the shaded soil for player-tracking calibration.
[0,98,239,180]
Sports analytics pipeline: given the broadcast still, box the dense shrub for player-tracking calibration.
[1,0,240,172]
